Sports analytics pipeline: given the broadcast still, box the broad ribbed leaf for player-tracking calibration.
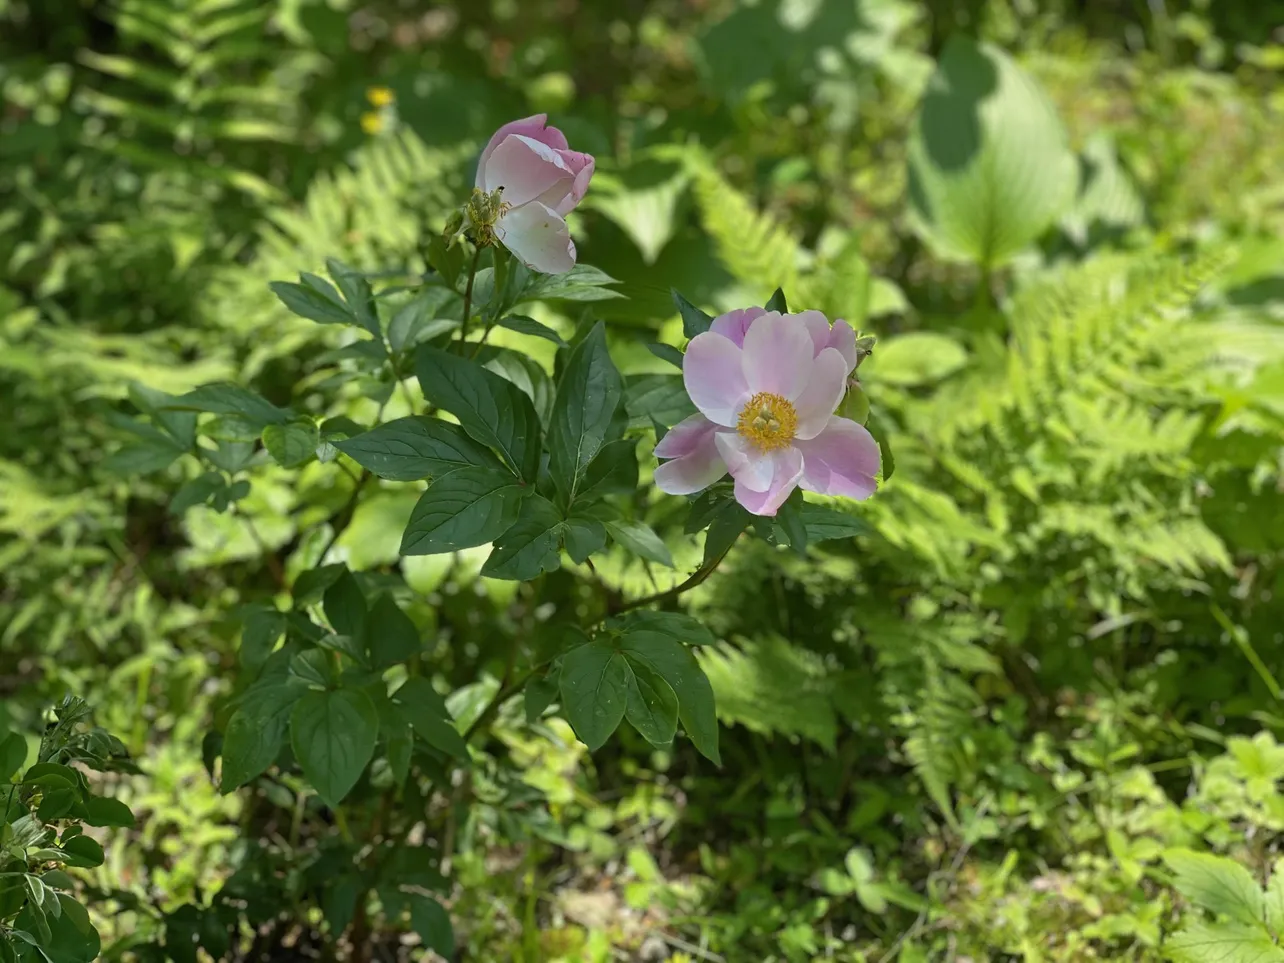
[400,468,529,556]
[335,417,503,481]
[907,36,1078,268]
[548,322,623,501]
[289,689,379,807]
[559,643,631,751]
[415,347,541,479]
[481,496,563,581]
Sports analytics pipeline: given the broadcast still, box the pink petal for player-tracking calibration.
[715,432,774,492]
[741,311,814,401]
[654,427,727,496]
[796,416,880,500]
[710,307,767,347]
[496,202,576,274]
[480,134,575,208]
[683,332,749,427]
[654,413,715,459]
[541,151,595,216]
[734,447,804,516]
[476,114,567,186]
[794,310,832,355]
[793,348,848,440]
[826,319,858,374]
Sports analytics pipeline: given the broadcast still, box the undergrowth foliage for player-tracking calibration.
[4,2,1284,961]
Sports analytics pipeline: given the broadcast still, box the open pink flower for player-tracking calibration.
[654,309,880,516]
[475,114,595,275]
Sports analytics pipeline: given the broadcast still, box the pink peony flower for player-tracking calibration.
[475,114,595,275]
[654,309,880,516]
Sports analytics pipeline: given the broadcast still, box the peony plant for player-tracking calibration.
[100,116,889,956]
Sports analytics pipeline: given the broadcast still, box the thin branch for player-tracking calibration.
[613,543,736,615]
[456,244,483,348]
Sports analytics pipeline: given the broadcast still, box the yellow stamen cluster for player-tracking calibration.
[736,391,797,452]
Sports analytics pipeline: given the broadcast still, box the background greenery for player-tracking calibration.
[3,0,1284,959]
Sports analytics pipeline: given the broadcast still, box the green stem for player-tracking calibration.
[614,542,736,615]
[457,244,483,348]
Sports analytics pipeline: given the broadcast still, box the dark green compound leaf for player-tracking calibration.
[481,495,563,581]
[82,795,135,829]
[578,438,639,500]
[604,519,674,568]
[290,688,380,808]
[334,417,503,481]
[524,671,561,723]
[409,893,455,958]
[400,467,530,556]
[672,288,713,338]
[559,643,632,751]
[775,492,809,558]
[326,258,383,339]
[391,677,469,761]
[59,836,104,869]
[365,594,421,669]
[765,287,788,312]
[415,346,541,479]
[646,342,685,369]
[270,278,354,326]
[497,314,568,347]
[323,570,366,642]
[618,629,721,765]
[624,659,679,746]
[168,383,290,429]
[563,512,607,564]
[220,678,307,791]
[0,732,26,781]
[547,321,624,502]
[262,419,319,468]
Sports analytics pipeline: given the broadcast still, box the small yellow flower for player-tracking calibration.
[360,112,384,135]
[366,86,395,107]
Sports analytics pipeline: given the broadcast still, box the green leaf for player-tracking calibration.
[323,571,367,642]
[82,795,135,829]
[524,673,560,723]
[262,419,319,468]
[559,643,632,751]
[409,893,455,958]
[289,689,380,808]
[415,346,541,479]
[1165,849,1266,927]
[796,504,874,542]
[169,383,290,429]
[870,333,968,386]
[391,678,469,761]
[21,763,79,787]
[326,258,382,338]
[102,436,187,474]
[618,628,721,764]
[239,605,286,669]
[579,439,639,500]
[865,410,895,482]
[605,519,674,568]
[765,287,788,312]
[170,472,225,515]
[907,36,1078,268]
[387,293,459,354]
[587,162,688,264]
[563,512,607,564]
[647,342,685,369]
[523,264,624,303]
[400,467,529,556]
[672,289,713,339]
[1166,922,1284,963]
[323,876,363,937]
[270,279,353,326]
[38,787,79,820]
[0,732,26,782]
[59,836,104,869]
[481,496,563,581]
[221,679,305,791]
[548,322,624,502]
[624,374,696,430]
[497,314,568,347]
[479,347,556,425]
[703,501,750,565]
[775,494,809,557]
[290,648,335,688]
[1266,860,1284,935]
[335,417,504,481]
[624,659,679,746]
[614,611,717,648]
[292,564,347,606]
[365,595,420,669]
